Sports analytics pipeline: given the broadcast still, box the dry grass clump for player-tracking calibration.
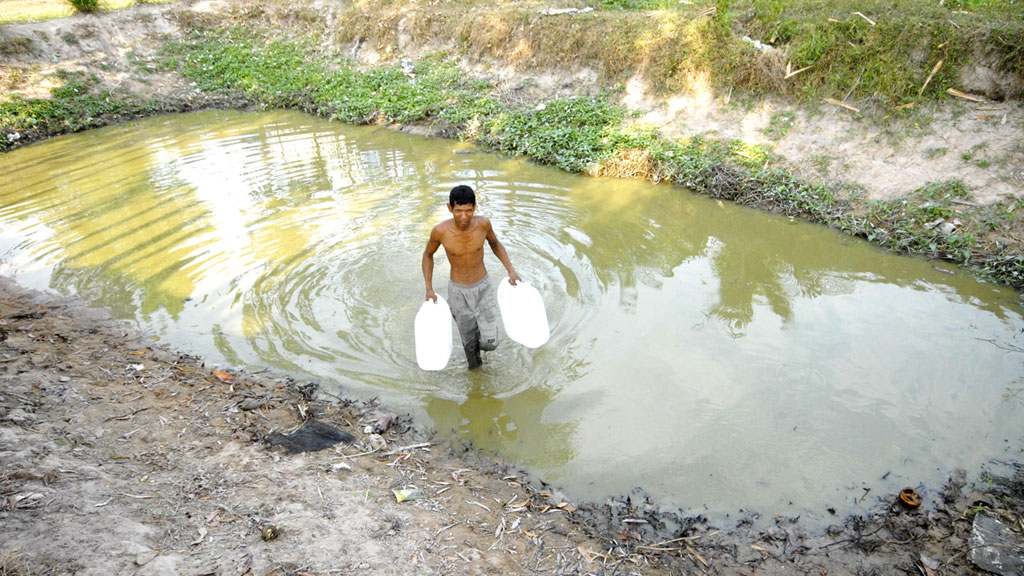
[0,553,31,576]
[332,1,732,95]
[597,147,656,180]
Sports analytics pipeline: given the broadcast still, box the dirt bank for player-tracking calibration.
[0,276,623,576]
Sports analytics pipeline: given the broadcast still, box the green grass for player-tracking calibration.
[762,111,795,140]
[600,0,680,9]
[478,97,624,173]
[160,29,504,131]
[0,70,160,152]
[0,0,165,23]
[67,0,101,13]
[572,0,1024,108]
[850,181,1024,282]
[740,0,1023,106]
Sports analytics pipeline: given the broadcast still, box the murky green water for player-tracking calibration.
[2,109,1022,529]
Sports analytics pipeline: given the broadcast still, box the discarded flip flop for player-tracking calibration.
[898,487,922,508]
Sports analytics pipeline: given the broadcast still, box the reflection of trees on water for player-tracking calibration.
[561,181,703,314]
[703,235,799,336]
[425,380,577,469]
[48,257,190,319]
[562,180,1020,335]
[6,111,440,333]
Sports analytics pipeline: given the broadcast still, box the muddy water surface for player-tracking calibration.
[2,109,1022,529]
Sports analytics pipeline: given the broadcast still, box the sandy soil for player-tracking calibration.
[2,2,1023,575]
[616,81,1024,205]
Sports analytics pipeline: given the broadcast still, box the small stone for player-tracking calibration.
[261,524,282,541]
[5,408,34,424]
[374,414,394,433]
[135,550,159,566]
[367,434,387,451]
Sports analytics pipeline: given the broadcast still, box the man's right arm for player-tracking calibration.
[422,227,442,302]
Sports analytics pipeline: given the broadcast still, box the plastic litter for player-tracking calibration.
[367,433,387,451]
[898,487,922,507]
[415,296,453,370]
[374,413,394,433]
[496,278,550,348]
[392,488,424,503]
[264,419,354,454]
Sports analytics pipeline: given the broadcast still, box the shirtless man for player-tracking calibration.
[423,185,521,369]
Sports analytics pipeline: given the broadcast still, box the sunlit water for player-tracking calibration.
[2,109,1022,530]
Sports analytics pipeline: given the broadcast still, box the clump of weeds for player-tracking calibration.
[0,69,158,152]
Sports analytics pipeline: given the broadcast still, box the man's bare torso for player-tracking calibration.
[435,216,490,285]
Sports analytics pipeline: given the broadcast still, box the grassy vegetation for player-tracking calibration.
[0,0,159,23]
[67,0,101,13]
[160,29,504,129]
[860,182,1024,286]
[722,0,1024,106]
[335,0,1024,111]
[0,70,161,152]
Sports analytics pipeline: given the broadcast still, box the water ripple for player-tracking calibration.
[2,109,1022,532]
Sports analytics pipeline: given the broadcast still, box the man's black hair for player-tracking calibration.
[449,185,476,207]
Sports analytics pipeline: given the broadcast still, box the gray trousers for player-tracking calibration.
[448,275,499,368]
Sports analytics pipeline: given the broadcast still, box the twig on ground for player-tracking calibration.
[824,97,860,113]
[381,442,434,456]
[853,11,876,25]
[103,406,150,422]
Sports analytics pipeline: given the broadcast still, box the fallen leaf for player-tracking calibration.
[211,370,233,383]
[577,546,599,562]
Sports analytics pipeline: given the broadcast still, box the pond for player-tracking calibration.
[2,109,1021,530]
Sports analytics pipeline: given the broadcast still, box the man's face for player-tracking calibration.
[448,202,475,230]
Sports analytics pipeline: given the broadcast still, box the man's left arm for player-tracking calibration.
[485,221,520,286]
